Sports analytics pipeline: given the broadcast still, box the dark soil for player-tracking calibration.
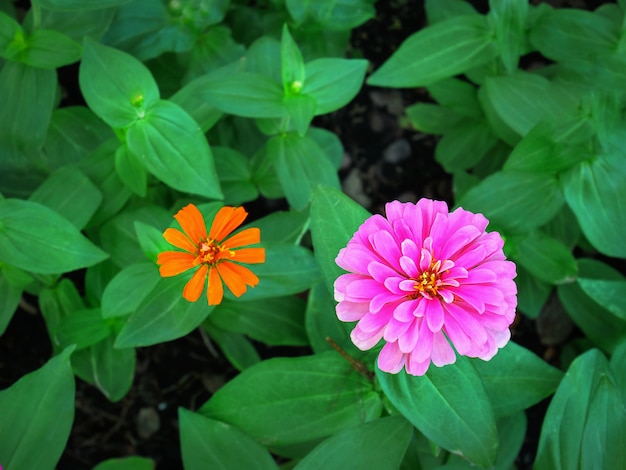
[0,1,609,469]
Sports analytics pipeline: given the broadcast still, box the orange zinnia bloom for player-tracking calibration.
[157,204,265,306]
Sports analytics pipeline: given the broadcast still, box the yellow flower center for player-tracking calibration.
[197,239,234,265]
[414,269,441,298]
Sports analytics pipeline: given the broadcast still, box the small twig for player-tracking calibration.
[325,337,374,381]
[198,326,219,358]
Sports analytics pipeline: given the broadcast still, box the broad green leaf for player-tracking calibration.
[578,278,626,321]
[201,72,286,118]
[200,351,382,446]
[368,15,498,87]
[33,0,130,11]
[16,29,81,69]
[529,8,619,62]
[483,72,580,137]
[102,262,160,318]
[473,342,563,418]
[203,320,261,371]
[252,210,310,245]
[135,221,169,262]
[310,185,370,294]
[488,0,528,72]
[0,11,20,54]
[425,0,477,24]
[183,25,245,83]
[495,412,527,470]
[170,75,223,132]
[286,0,375,30]
[213,146,258,205]
[90,334,135,402]
[562,150,626,258]
[0,271,21,336]
[239,244,321,301]
[426,77,482,118]
[305,281,351,354]
[511,231,577,285]
[303,58,368,115]
[29,166,103,229]
[114,275,214,348]
[535,349,626,470]
[406,103,463,134]
[126,100,222,199]
[92,456,155,470]
[210,296,307,346]
[435,119,497,172]
[37,6,117,42]
[267,133,340,210]
[281,24,305,93]
[609,339,626,400]
[377,357,497,468]
[283,93,317,135]
[57,308,111,350]
[115,143,147,196]
[0,347,75,470]
[459,171,564,234]
[308,127,344,170]
[79,37,159,128]
[0,198,108,274]
[294,416,412,470]
[43,106,114,170]
[515,265,551,319]
[84,259,118,305]
[179,409,278,470]
[39,278,85,351]
[558,258,626,354]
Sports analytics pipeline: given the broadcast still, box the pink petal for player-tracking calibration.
[368,261,400,283]
[430,332,456,367]
[383,317,411,342]
[378,341,406,373]
[399,256,419,278]
[406,353,431,376]
[393,299,419,322]
[371,230,403,271]
[336,301,369,322]
[425,299,445,332]
[351,325,384,350]
[398,319,420,353]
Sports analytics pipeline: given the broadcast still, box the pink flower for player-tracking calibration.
[334,199,517,376]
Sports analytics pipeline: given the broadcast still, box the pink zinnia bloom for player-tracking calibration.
[334,199,517,376]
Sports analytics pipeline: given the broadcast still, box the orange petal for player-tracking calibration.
[157,251,196,277]
[163,227,197,253]
[183,264,208,302]
[207,266,224,306]
[174,204,207,245]
[232,248,265,264]
[224,227,260,249]
[217,262,259,298]
[209,206,248,242]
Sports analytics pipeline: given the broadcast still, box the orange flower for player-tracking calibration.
[157,204,265,306]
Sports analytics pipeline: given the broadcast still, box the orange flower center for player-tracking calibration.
[197,238,234,266]
[414,269,441,298]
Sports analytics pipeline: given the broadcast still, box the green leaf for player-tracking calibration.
[0,270,21,336]
[425,0,477,24]
[609,339,626,400]
[281,24,305,93]
[488,0,528,72]
[426,77,482,118]
[473,342,563,418]
[201,71,286,118]
[39,278,85,352]
[240,244,321,301]
[305,281,351,355]
[135,221,169,263]
[89,334,135,402]
[378,357,497,468]
[562,150,626,258]
[286,0,375,30]
[483,72,580,137]
[179,409,278,470]
[0,199,108,274]
[529,8,619,62]
[495,412,527,470]
[303,58,368,115]
[515,265,551,319]
[79,37,159,128]
[203,320,261,371]
[57,308,111,350]
[213,146,258,205]
[558,258,626,354]
[435,119,497,172]
[283,93,317,135]
[16,29,81,69]
[294,416,412,470]
[210,296,308,346]
[29,166,103,230]
[405,103,463,134]
[577,278,626,321]
[535,349,626,470]
[101,262,160,318]
[368,15,498,87]
[459,171,564,234]
[114,275,214,348]
[511,231,577,285]
[310,185,370,294]
[92,456,155,470]
[0,11,20,54]
[32,0,130,11]
[200,352,382,446]
[115,143,147,197]
[0,347,75,470]
[267,133,340,210]
[252,210,310,245]
[183,25,245,83]
[308,127,344,170]
[37,7,117,42]
[126,100,222,199]
[170,75,223,132]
